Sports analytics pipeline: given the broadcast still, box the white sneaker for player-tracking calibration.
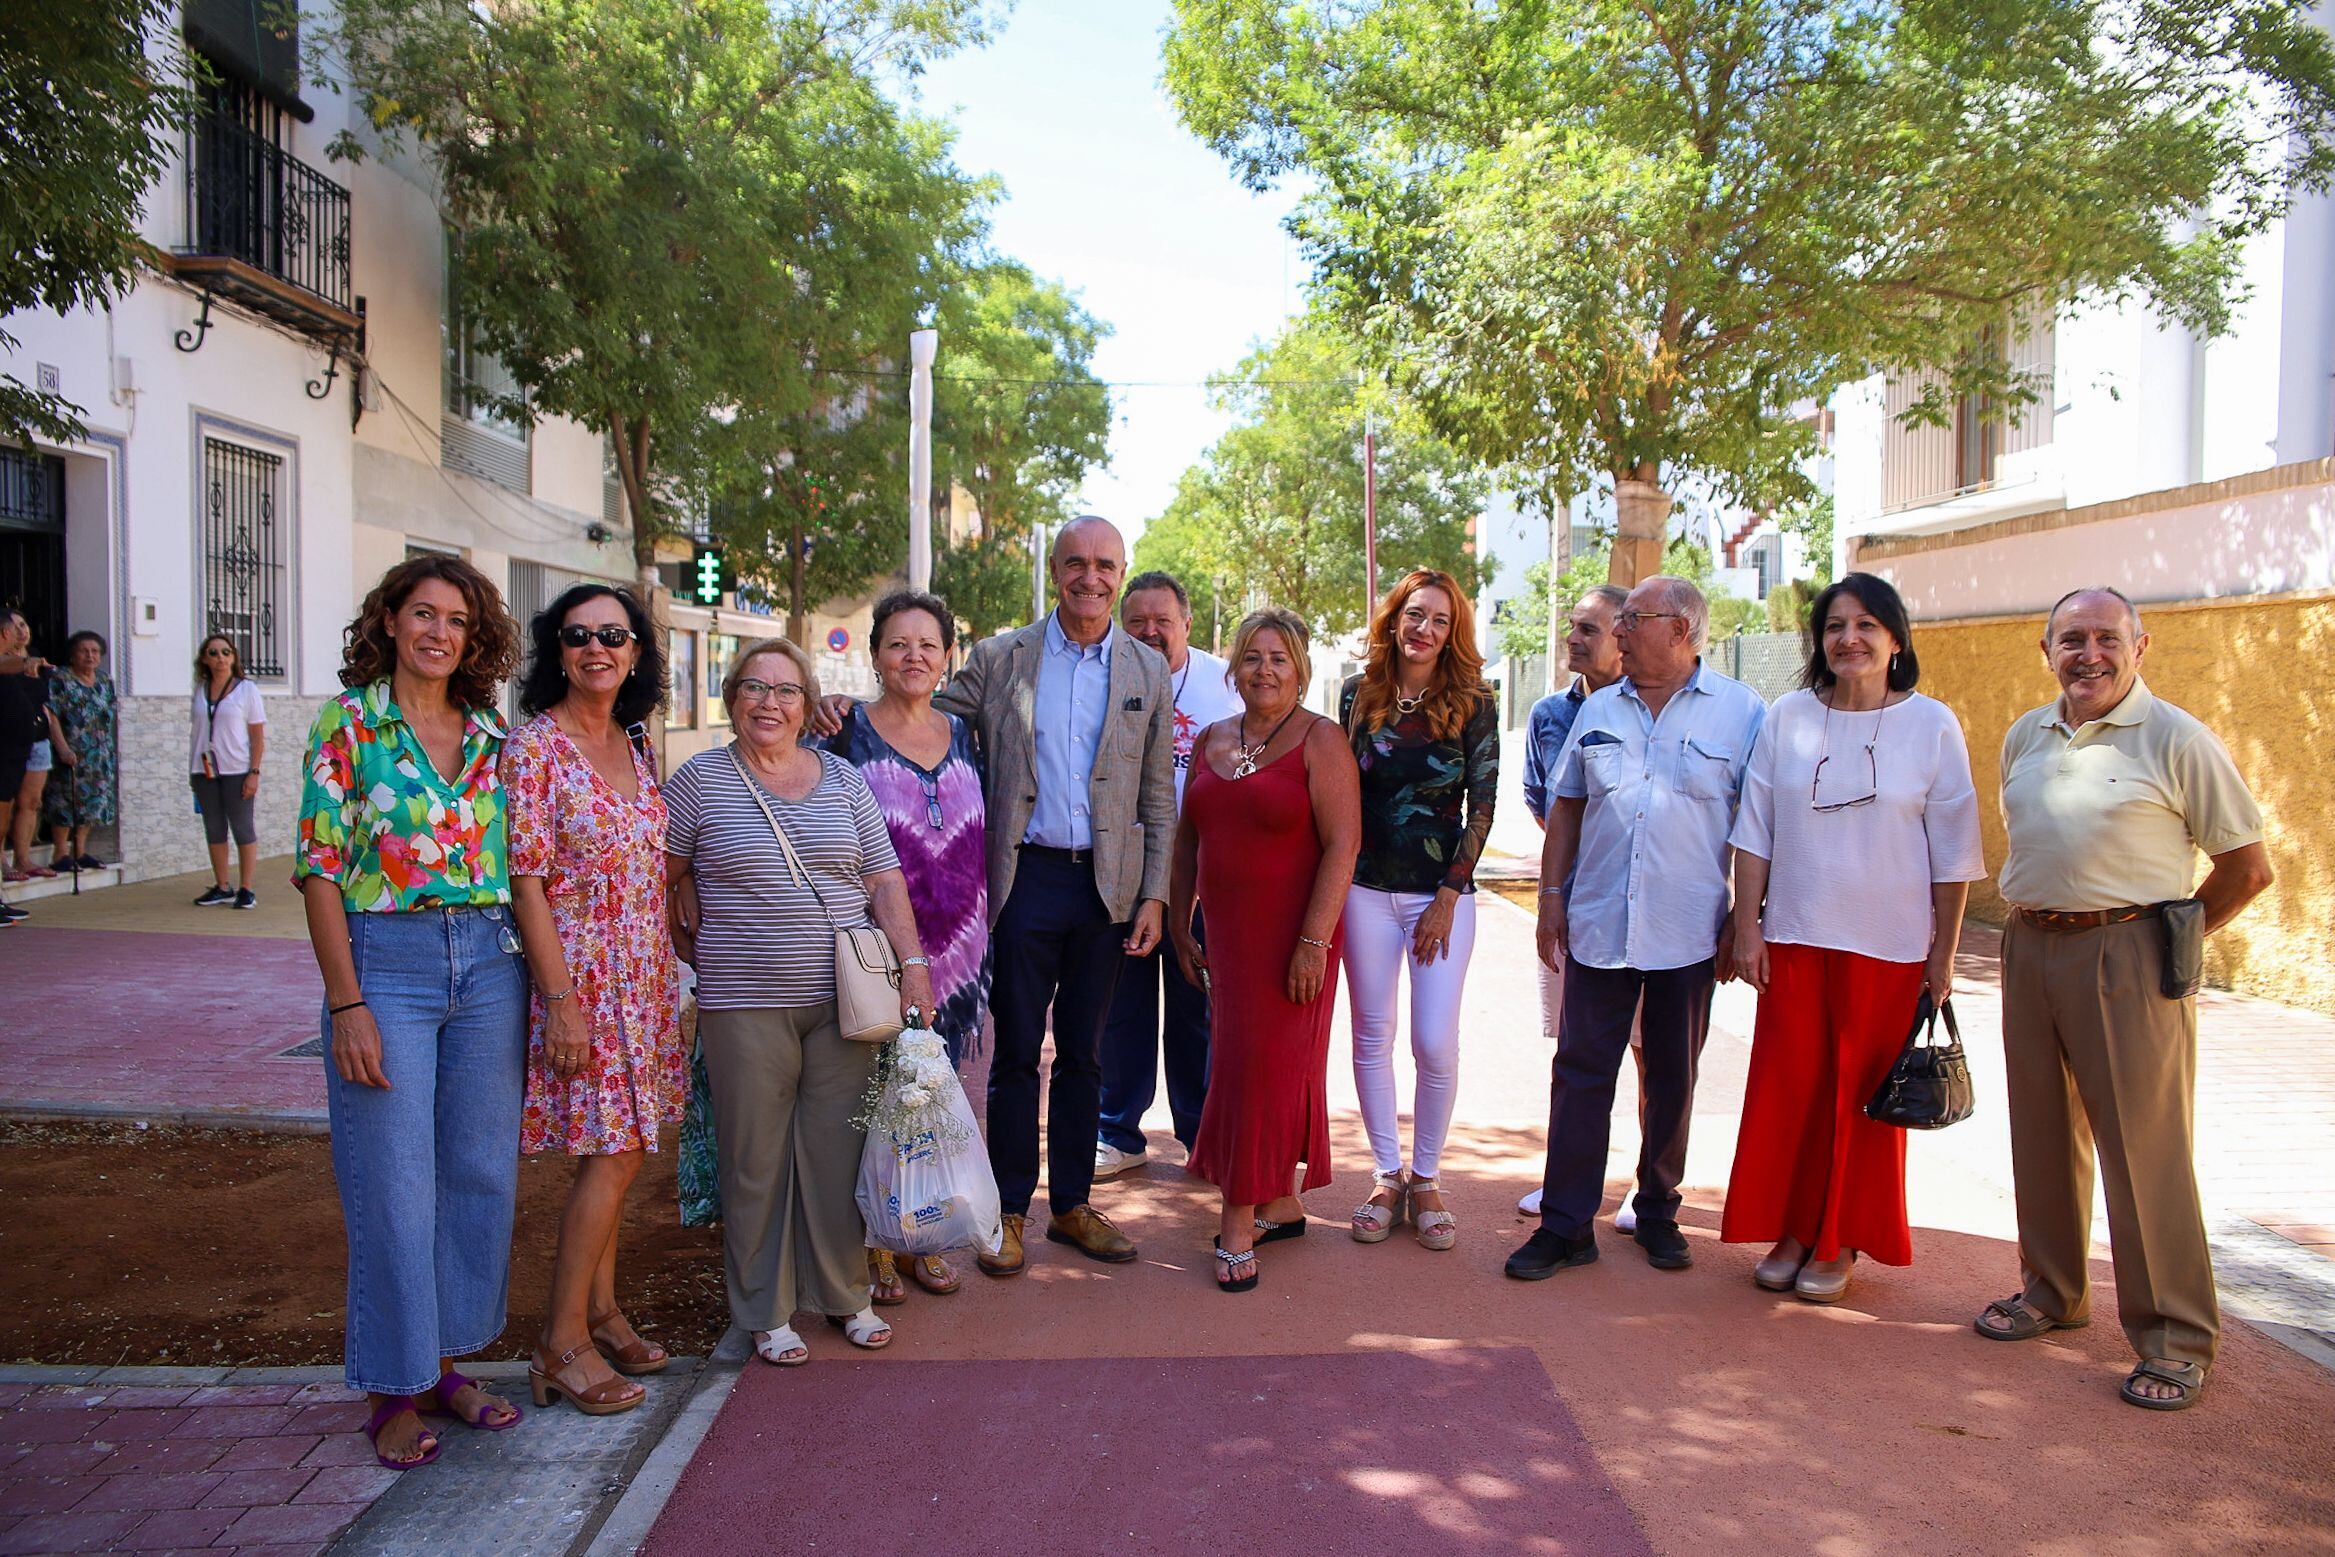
[1614,1202,1638,1234]
[1094,1142,1148,1178]
[1516,1187,1543,1216]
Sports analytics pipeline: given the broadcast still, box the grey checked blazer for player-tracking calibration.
[934,618,1176,927]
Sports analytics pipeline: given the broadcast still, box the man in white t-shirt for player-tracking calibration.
[1096,571,1244,1176]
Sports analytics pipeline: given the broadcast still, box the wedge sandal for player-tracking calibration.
[1352,1171,1406,1243]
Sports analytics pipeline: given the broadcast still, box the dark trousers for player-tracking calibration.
[1098,909,1211,1153]
[988,850,1129,1217]
[1539,955,1715,1241]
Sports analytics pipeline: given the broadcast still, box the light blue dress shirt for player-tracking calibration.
[1552,662,1768,971]
[1521,680,1590,824]
[1024,611,1113,849]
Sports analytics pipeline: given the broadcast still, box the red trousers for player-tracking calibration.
[1721,941,1926,1265]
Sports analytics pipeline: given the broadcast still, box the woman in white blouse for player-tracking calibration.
[1720,573,1987,1303]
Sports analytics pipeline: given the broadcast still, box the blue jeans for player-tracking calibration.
[324,906,527,1395]
[1098,910,1211,1153]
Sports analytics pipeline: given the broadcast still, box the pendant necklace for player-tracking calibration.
[1394,686,1427,716]
[1232,705,1300,778]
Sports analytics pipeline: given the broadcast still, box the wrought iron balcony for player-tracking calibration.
[164,112,359,345]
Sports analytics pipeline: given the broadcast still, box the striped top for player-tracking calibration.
[664,745,902,1010]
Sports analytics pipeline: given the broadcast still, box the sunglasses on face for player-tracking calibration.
[560,625,638,649]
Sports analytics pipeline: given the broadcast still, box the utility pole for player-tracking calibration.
[1362,414,1379,620]
[907,328,937,590]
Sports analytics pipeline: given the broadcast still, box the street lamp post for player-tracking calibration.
[908,327,937,591]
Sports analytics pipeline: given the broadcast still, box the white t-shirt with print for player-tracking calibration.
[189,679,267,775]
[1167,646,1244,809]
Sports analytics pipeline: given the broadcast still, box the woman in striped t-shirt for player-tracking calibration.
[665,638,933,1367]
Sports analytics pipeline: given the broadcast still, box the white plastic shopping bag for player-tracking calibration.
[857,1028,1003,1257]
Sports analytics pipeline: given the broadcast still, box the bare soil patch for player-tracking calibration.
[0,1119,728,1367]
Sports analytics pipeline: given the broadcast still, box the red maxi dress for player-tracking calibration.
[1183,742,1343,1206]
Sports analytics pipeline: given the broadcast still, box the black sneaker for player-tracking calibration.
[1634,1217,1693,1270]
[76,855,108,870]
[0,903,27,926]
[233,888,258,910]
[1504,1227,1598,1281]
[194,884,234,907]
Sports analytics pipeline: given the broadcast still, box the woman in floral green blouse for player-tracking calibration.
[295,554,527,1471]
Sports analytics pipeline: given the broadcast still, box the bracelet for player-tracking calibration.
[543,985,575,1002]
[1297,935,1330,949]
[329,999,366,1016]
[901,956,930,968]
[1537,887,1566,896]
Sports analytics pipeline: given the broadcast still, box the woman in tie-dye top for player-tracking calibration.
[820,590,991,1299]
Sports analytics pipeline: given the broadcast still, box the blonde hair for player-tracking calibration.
[721,636,820,721]
[1347,568,1486,743]
[1226,607,1312,695]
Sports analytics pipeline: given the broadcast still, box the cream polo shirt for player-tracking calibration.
[1997,678,2262,911]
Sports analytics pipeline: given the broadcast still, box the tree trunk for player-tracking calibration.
[1545,492,1571,692]
[612,414,658,590]
[1609,471,1671,587]
[788,520,807,645]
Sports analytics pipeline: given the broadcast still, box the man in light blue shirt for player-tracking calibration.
[1027,610,1113,849]
[1507,576,1766,1280]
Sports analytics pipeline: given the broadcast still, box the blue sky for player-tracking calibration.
[903,0,1306,545]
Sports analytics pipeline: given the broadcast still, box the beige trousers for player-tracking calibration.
[2001,915,2217,1367]
[697,1002,879,1330]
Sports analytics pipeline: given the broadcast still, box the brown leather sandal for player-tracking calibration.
[529,1343,645,1415]
[906,1253,960,1295]
[868,1249,909,1306]
[588,1308,670,1376]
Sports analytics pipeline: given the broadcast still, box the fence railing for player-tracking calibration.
[182,112,352,311]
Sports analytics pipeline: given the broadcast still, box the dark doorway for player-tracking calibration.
[0,449,67,655]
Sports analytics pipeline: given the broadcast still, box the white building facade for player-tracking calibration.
[1,0,636,889]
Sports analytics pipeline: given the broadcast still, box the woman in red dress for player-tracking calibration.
[1174,608,1361,1292]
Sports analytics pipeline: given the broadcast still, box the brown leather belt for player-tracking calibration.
[2015,904,2162,932]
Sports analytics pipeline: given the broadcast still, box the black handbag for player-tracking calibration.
[1864,992,1973,1130]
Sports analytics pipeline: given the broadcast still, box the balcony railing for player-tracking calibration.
[168,112,358,343]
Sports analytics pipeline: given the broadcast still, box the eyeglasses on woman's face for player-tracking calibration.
[559,624,638,649]
[733,678,806,705]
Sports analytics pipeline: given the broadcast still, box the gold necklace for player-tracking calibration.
[1393,688,1426,715]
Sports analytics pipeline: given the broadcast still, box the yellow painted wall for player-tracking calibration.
[1916,594,2335,1013]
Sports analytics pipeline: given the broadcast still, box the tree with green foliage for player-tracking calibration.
[1165,0,2335,586]
[323,0,994,581]
[1135,318,1490,642]
[1,0,198,442]
[1496,534,1760,657]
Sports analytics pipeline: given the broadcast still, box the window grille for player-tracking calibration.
[201,438,286,678]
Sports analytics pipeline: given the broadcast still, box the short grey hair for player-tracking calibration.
[1638,574,1709,651]
[2045,585,2143,637]
[1577,584,1629,616]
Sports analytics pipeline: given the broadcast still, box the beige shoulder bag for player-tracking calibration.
[728,747,903,1044]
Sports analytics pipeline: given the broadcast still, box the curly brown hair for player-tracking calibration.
[338,554,520,712]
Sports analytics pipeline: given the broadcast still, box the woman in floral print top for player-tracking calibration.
[1338,569,1499,1255]
[294,555,528,1471]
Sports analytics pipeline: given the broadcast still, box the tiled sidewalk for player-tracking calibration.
[0,1373,385,1555]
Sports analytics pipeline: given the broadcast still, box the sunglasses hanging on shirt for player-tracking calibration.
[1811,696,1886,812]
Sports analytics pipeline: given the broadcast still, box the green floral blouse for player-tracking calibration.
[294,680,511,911]
[1341,676,1500,896]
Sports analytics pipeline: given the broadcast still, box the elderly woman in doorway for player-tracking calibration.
[1175,608,1360,1292]
[503,584,683,1416]
[294,554,527,1470]
[818,589,990,1303]
[1340,568,1499,1252]
[1720,572,1987,1302]
[45,631,119,870]
[665,638,935,1366]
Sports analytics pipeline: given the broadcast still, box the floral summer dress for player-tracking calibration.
[44,672,118,827]
[504,716,683,1155]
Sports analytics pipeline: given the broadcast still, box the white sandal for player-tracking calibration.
[1352,1171,1406,1243]
[1411,1176,1458,1252]
[753,1326,809,1367]
[828,1308,893,1350]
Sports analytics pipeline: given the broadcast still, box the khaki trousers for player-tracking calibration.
[2002,916,2217,1367]
[697,1002,878,1330]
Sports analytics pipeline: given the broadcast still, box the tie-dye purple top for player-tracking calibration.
[822,705,991,1063]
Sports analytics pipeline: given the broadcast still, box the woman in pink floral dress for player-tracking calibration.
[504,584,681,1418]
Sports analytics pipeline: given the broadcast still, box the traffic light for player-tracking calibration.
[690,545,732,606]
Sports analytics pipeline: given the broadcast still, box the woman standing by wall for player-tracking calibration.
[1341,569,1499,1253]
[1721,573,1986,1303]
[504,584,682,1416]
[45,632,118,869]
[294,555,527,1469]
[818,590,989,1301]
[190,633,267,908]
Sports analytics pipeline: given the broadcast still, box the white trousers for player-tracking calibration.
[1343,885,1477,1181]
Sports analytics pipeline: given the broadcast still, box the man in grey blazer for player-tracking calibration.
[822,515,1176,1272]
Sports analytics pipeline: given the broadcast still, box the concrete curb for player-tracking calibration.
[579,1327,751,1557]
[0,1101,329,1133]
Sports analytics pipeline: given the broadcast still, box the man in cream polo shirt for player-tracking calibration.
[1975,586,2272,1413]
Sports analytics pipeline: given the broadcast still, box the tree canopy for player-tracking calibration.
[1134,318,1490,645]
[0,0,196,443]
[324,0,997,579]
[1165,0,2335,579]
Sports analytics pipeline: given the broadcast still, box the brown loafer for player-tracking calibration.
[977,1213,1028,1277]
[1045,1204,1138,1264]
